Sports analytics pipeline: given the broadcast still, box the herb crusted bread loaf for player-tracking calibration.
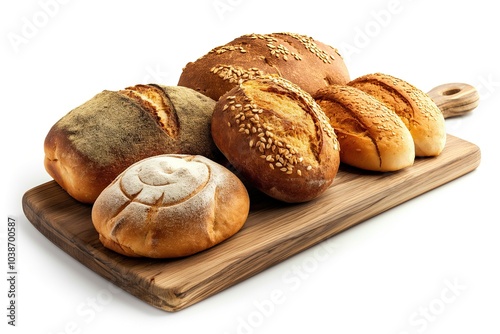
[44,84,218,203]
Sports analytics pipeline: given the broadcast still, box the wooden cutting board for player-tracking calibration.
[22,134,480,312]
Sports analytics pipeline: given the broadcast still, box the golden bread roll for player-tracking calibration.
[91,154,250,258]
[314,85,415,172]
[178,32,350,101]
[211,76,340,203]
[348,73,446,156]
[44,84,218,204]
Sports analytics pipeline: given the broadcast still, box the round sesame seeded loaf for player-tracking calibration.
[92,154,250,258]
[178,32,350,101]
[348,73,446,157]
[314,85,415,172]
[44,84,219,204]
[211,76,340,203]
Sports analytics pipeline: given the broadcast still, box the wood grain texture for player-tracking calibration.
[22,134,480,312]
[428,83,480,118]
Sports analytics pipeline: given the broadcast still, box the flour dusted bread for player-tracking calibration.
[91,154,250,258]
[211,76,340,203]
[314,85,415,172]
[178,32,350,101]
[44,84,218,204]
[348,73,446,156]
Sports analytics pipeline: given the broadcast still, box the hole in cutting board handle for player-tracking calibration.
[441,88,461,96]
[427,83,479,118]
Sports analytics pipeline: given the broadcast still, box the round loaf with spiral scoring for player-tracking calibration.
[91,154,250,258]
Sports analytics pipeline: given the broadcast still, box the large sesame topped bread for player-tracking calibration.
[211,76,340,203]
[178,32,350,101]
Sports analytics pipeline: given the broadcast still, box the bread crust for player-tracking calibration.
[178,32,350,101]
[44,85,218,203]
[348,73,446,156]
[314,85,415,172]
[91,154,250,258]
[211,76,340,203]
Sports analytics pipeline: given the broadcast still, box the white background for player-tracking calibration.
[2,0,499,333]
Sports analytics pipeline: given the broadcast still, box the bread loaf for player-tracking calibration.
[314,85,415,172]
[178,32,350,101]
[211,76,340,203]
[348,73,446,156]
[91,154,250,258]
[44,84,218,204]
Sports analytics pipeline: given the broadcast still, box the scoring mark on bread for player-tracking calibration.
[350,79,414,128]
[118,84,180,139]
[223,77,338,176]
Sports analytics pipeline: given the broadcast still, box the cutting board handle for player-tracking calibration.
[427,83,479,119]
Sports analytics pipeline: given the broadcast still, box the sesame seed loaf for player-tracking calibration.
[91,154,250,258]
[211,76,340,203]
[314,85,415,172]
[348,73,446,156]
[178,32,350,101]
[44,84,219,204]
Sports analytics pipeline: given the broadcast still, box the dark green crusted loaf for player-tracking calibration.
[44,84,218,203]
